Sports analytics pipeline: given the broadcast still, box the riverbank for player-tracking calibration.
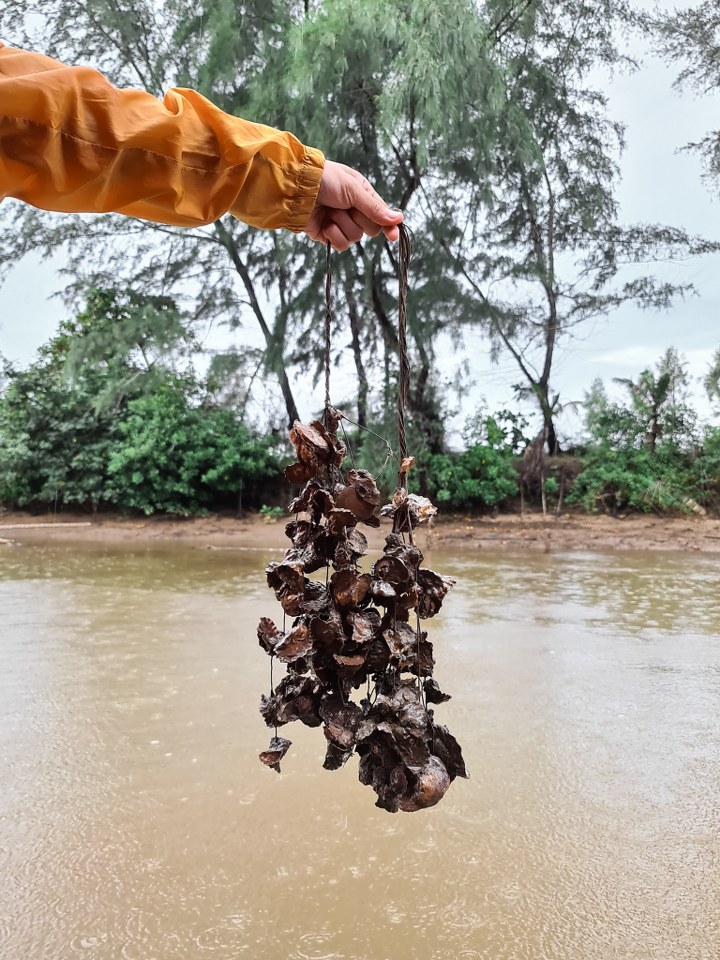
[2,509,720,553]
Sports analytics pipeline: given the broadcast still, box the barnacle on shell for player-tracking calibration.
[380,490,438,530]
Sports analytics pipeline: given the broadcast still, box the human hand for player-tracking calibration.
[303,160,403,251]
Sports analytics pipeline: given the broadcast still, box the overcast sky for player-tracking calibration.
[2,17,720,440]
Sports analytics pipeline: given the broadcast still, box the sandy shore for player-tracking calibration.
[2,509,720,553]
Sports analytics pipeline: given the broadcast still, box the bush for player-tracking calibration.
[425,444,518,511]
[568,447,696,514]
[105,382,278,515]
[0,349,278,514]
[692,426,720,515]
[0,357,119,509]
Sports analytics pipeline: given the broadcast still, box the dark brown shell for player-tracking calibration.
[275,621,313,663]
[331,569,371,610]
[397,757,451,812]
[259,736,292,774]
[257,617,282,655]
[346,469,381,506]
[284,461,316,485]
[373,555,411,587]
[335,485,376,521]
[417,568,456,619]
[290,421,331,461]
[327,507,358,537]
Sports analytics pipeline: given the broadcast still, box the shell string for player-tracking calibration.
[324,240,333,416]
[324,227,424,702]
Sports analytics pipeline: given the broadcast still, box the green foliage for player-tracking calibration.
[704,348,720,409]
[568,447,695,515]
[612,347,693,453]
[2,1,720,471]
[423,412,524,510]
[63,287,196,399]
[4,0,717,462]
[570,353,703,515]
[463,406,530,453]
[437,1,717,453]
[426,446,519,511]
[692,425,720,516]
[260,504,284,523]
[0,352,120,508]
[646,2,720,193]
[584,378,642,448]
[0,296,279,514]
[105,381,278,515]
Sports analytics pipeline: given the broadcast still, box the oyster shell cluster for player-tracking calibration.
[258,409,467,813]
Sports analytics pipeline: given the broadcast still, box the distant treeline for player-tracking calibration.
[1,310,719,518]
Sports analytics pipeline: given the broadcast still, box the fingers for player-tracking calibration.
[305,208,402,251]
[308,208,369,251]
[347,172,403,228]
[349,209,382,237]
[321,212,363,251]
[304,159,405,250]
[322,222,353,251]
[330,209,365,245]
[316,160,403,234]
[349,208,399,241]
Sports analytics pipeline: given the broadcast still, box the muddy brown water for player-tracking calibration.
[1,544,719,960]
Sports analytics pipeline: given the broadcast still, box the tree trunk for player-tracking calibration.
[648,412,659,454]
[278,370,300,429]
[546,417,560,456]
[537,384,560,456]
[214,221,300,428]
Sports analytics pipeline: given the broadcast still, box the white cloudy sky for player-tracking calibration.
[1,12,720,441]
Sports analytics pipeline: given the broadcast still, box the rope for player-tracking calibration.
[396,224,412,488]
[324,240,332,414]
[323,227,413,538]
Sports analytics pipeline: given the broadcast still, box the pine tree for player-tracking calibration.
[435,0,718,452]
[645,1,720,193]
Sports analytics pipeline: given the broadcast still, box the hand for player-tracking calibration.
[303,160,403,251]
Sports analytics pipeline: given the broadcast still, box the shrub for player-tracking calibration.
[425,444,518,511]
[106,382,278,515]
[568,447,696,514]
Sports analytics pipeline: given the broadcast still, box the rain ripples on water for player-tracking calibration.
[1,544,719,959]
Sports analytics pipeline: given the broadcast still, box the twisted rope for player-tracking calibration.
[324,240,332,414]
[396,224,412,489]
[322,227,412,492]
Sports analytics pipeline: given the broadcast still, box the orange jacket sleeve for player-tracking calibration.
[0,43,325,230]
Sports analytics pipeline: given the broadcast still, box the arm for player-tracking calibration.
[0,42,324,230]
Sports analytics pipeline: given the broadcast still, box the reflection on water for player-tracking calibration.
[1,544,719,960]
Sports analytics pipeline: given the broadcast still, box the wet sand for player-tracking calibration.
[2,509,720,553]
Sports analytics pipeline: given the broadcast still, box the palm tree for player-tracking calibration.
[703,347,720,408]
[614,348,687,454]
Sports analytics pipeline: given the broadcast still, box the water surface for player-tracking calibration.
[1,544,719,960]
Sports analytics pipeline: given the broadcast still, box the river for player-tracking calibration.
[1,544,719,960]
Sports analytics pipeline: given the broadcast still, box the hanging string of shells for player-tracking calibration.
[257,229,467,813]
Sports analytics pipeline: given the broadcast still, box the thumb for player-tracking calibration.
[350,178,403,226]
